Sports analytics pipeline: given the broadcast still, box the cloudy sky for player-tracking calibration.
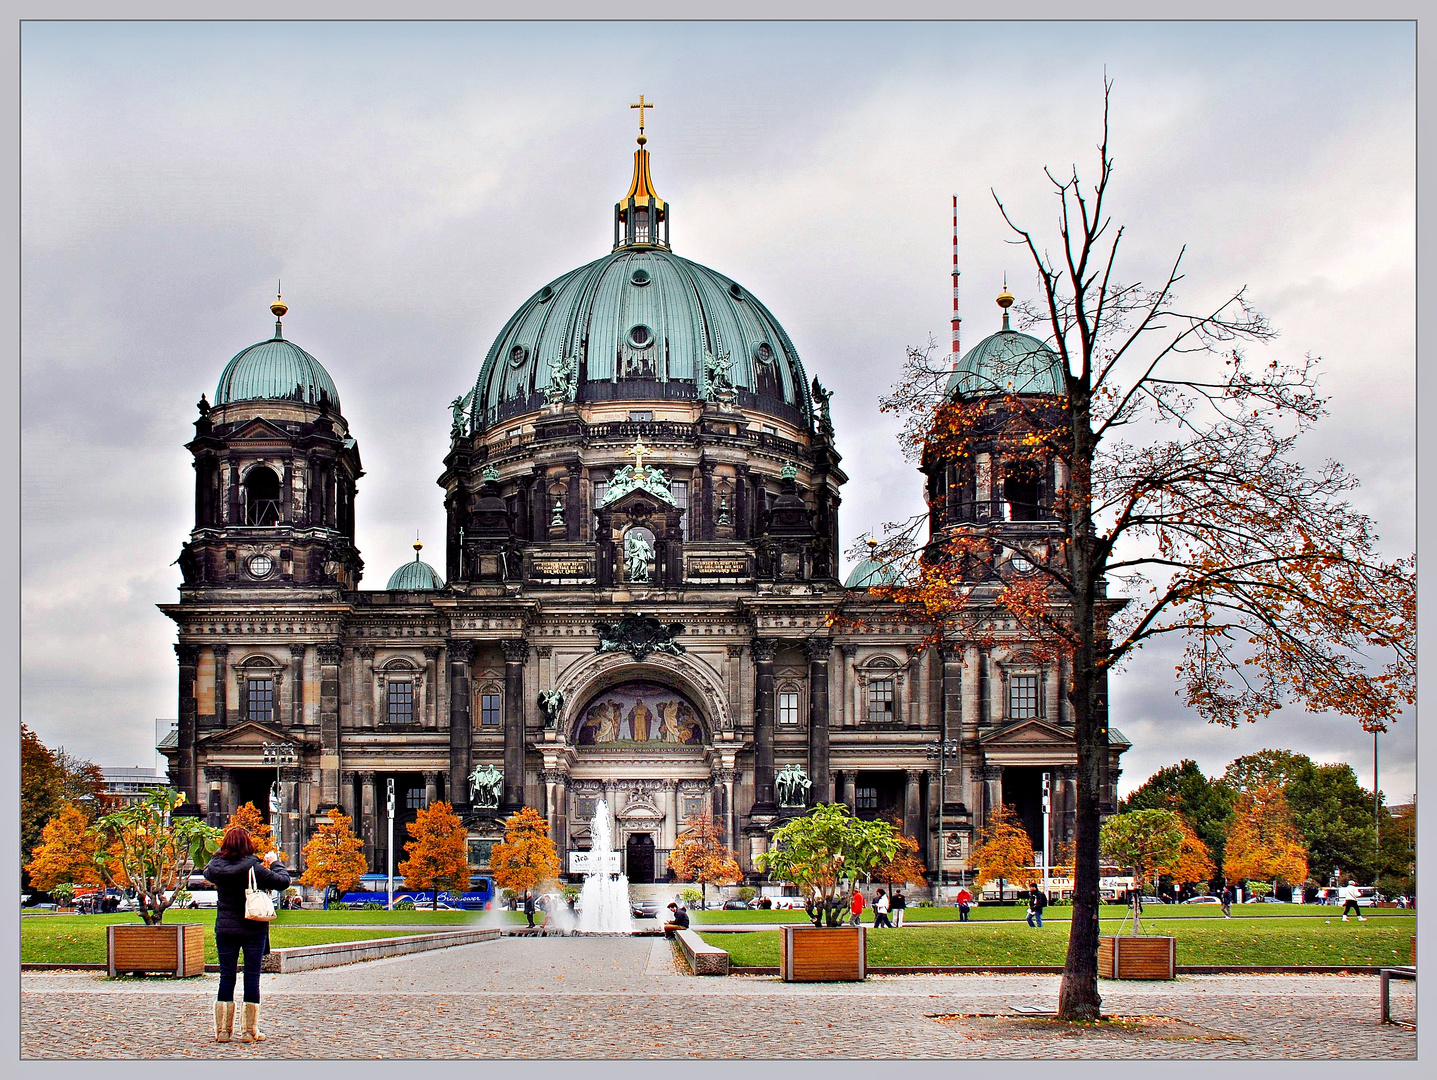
[20,21,1415,799]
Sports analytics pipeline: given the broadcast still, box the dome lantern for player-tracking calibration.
[614,96,669,251]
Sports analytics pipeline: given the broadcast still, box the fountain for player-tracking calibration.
[576,799,634,934]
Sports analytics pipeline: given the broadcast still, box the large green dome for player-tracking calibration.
[215,323,341,412]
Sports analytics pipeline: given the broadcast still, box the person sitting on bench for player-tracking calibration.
[664,902,690,936]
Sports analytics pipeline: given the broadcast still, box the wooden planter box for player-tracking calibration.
[1098,934,1175,980]
[780,925,866,982]
[107,923,206,978]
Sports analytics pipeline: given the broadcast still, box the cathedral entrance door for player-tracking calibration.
[626,833,655,884]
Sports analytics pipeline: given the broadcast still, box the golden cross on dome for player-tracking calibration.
[628,434,650,471]
[630,95,654,135]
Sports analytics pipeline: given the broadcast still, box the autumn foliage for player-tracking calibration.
[223,801,276,856]
[299,808,368,900]
[669,810,743,903]
[1160,815,1215,887]
[489,806,562,896]
[971,804,1035,894]
[25,802,102,892]
[399,801,470,907]
[869,814,928,888]
[1223,785,1309,886]
[1099,809,1183,892]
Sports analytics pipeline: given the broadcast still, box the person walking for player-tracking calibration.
[523,890,536,928]
[203,825,291,1044]
[956,887,972,922]
[873,889,892,928]
[847,888,863,926]
[1220,884,1234,918]
[891,890,907,928]
[1027,882,1047,928]
[1341,880,1367,922]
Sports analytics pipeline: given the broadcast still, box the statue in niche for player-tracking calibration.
[537,688,565,729]
[775,764,812,808]
[550,495,565,528]
[624,528,654,583]
[716,491,732,526]
[701,348,735,403]
[468,764,503,810]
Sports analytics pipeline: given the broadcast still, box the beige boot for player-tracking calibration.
[238,1002,266,1043]
[214,1001,234,1042]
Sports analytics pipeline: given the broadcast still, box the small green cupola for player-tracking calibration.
[614,95,669,251]
[386,537,444,590]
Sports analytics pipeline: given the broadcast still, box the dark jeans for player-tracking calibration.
[874,911,892,928]
[216,929,266,1004]
[1342,899,1361,917]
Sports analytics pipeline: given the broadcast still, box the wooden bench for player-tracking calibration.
[675,929,729,976]
[1379,966,1416,1026]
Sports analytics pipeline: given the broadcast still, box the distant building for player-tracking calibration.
[101,765,168,807]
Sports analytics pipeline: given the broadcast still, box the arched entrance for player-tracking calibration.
[626,833,656,883]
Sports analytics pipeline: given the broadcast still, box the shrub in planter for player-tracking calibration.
[89,788,221,926]
[363,901,383,910]
[394,899,417,911]
[757,804,899,929]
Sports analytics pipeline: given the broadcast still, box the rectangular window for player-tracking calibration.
[1009,675,1039,719]
[387,681,414,725]
[866,678,894,723]
[247,679,274,724]
[778,691,800,725]
[405,786,425,809]
[856,786,878,812]
[671,480,689,540]
[593,480,608,532]
[480,693,502,726]
[628,410,653,422]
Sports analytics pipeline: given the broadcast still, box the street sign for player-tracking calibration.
[386,777,395,814]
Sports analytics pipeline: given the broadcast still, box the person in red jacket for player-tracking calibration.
[849,888,866,926]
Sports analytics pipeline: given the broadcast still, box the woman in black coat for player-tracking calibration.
[203,825,291,1044]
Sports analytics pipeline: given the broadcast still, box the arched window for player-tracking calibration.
[863,656,900,724]
[244,466,282,525]
[777,682,802,726]
[238,656,279,724]
[478,683,503,726]
[1003,462,1042,521]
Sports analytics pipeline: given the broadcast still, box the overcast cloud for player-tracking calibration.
[20,21,1415,799]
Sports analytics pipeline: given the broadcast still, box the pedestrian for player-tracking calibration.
[663,901,689,936]
[1221,884,1233,918]
[891,890,906,928]
[1027,882,1047,928]
[956,887,972,922]
[523,889,536,928]
[203,825,291,1044]
[849,887,865,927]
[1341,879,1367,922]
[873,888,892,928]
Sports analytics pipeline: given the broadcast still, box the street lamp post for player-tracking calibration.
[925,738,961,905]
[260,741,298,859]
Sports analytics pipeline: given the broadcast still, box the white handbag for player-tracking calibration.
[244,865,277,922]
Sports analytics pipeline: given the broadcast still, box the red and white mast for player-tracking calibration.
[951,194,961,369]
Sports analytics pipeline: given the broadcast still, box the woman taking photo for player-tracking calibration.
[203,826,291,1043]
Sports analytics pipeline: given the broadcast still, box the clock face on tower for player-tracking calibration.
[247,554,274,578]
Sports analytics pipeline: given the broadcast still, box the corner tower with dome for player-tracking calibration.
[159,109,1128,899]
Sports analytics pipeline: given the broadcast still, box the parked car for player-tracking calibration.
[630,900,659,919]
[1182,895,1221,904]
[722,899,749,910]
[1243,895,1285,904]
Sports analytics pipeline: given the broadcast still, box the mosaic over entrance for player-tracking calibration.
[575,681,704,746]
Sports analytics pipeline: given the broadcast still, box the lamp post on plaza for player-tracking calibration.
[261,741,298,857]
[925,738,961,905]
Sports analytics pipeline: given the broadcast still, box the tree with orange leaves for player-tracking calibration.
[223,801,275,856]
[669,810,743,908]
[299,808,368,906]
[971,804,1035,901]
[1223,785,1308,886]
[489,806,562,898]
[25,802,102,893]
[1159,816,1214,890]
[850,80,1413,1020]
[399,801,470,909]
[869,813,928,891]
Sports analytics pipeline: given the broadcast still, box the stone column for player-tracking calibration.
[202,766,226,827]
[1058,765,1077,848]
[360,771,377,869]
[751,638,777,814]
[711,769,737,853]
[288,644,306,728]
[962,644,980,737]
[566,462,582,542]
[982,765,1003,826]
[279,765,303,865]
[358,646,377,728]
[317,644,342,806]
[734,463,749,540]
[423,647,440,727]
[552,773,569,854]
[213,644,230,727]
[1045,663,1061,726]
[541,769,560,833]
[447,640,475,816]
[804,637,832,807]
[840,770,856,813]
[840,644,858,726]
[340,771,356,822]
[423,770,438,808]
[175,644,199,801]
[502,639,528,810]
[700,460,716,540]
[904,769,922,839]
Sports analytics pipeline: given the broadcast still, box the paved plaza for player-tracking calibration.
[21,936,1418,1059]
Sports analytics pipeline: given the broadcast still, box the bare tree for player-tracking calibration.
[851,78,1414,1020]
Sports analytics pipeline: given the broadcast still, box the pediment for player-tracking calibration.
[978,717,1075,748]
[196,720,290,750]
[615,798,665,820]
[229,417,292,443]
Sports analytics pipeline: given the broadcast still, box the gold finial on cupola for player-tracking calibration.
[413,535,424,561]
[997,275,1014,331]
[270,282,288,338]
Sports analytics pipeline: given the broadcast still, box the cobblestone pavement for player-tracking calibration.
[21,937,1417,1059]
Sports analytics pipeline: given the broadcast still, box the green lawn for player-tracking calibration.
[20,908,501,966]
[691,903,1411,925]
[700,915,1416,969]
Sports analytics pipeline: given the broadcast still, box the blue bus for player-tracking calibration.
[336,874,494,910]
